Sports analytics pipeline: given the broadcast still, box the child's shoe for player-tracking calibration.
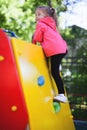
[53,94,67,103]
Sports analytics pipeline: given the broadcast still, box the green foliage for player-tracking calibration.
[62,25,87,121]
[0,0,35,41]
[0,0,66,42]
[73,109,87,121]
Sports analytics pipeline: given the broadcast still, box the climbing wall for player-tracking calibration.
[11,37,75,130]
[0,29,29,130]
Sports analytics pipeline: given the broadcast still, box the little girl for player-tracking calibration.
[32,6,68,103]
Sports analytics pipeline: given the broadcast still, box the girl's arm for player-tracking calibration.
[32,22,44,44]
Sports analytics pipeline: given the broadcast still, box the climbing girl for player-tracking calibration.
[32,6,68,103]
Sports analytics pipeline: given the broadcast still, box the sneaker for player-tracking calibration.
[53,94,67,103]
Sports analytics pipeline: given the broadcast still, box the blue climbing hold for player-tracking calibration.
[38,76,45,86]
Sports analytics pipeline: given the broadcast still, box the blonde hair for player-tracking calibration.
[36,6,58,28]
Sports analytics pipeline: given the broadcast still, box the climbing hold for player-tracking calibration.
[0,56,4,61]
[53,102,61,113]
[11,106,17,112]
[70,115,73,119]
[37,76,45,86]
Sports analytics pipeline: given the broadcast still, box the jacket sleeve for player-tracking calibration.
[32,22,45,44]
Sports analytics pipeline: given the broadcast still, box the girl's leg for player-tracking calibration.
[50,53,65,94]
[50,53,67,102]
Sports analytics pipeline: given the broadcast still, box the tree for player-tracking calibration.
[0,0,67,41]
[61,25,87,121]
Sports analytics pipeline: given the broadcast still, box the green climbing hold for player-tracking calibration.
[53,102,61,113]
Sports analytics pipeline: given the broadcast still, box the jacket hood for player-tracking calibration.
[39,17,56,30]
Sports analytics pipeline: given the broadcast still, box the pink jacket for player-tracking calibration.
[32,17,68,57]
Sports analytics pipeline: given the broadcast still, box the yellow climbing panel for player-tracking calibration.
[11,38,75,130]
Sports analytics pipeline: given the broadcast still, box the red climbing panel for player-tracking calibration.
[0,29,29,130]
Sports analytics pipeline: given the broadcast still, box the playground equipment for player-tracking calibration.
[0,29,75,130]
